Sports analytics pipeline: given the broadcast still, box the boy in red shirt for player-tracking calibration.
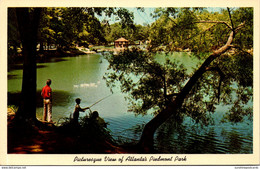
[41,79,52,122]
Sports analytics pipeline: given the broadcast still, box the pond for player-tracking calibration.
[8,52,253,153]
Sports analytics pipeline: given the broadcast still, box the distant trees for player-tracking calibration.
[103,23,150,44]
[8,7,140,53]
[38,8,107,50]
[8,8,21,64]
[8,7,152,58]
[9,7,135,124]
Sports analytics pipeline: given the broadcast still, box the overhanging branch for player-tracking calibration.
[195,20,232,30]
[205,66,225,102]
[205,66,225,77]
[227,7,234,30]
[138,17,246,152]
[185,23,218,41]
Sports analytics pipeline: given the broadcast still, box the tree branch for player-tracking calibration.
[205,66,225,77]
[167,16,178,26]
[231,45,253,55]
[205,66,225,102]
[185,23,217,41]
[166,93,179,101]
[139,16,246,152]
[196,20,232,30]
[184,20,233,42]
[213,21,245,55]
[234,21,246,32]
[227,7,234,30]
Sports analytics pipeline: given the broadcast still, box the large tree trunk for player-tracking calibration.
[138,23,245,152]
[15,8,42,123]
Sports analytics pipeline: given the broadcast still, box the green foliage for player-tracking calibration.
[36,7,137,49]
[8,105,19,113]
[9,7,253,126]
[115,8,134,28]
[8,8,20,62]
[104,7,253,126]
[9,7,147,55]
[104,22,149,43]
[232,8,253,49]
[149,7,253,54]
[149,8,201,51]
[37,7,135,50]
[104,48,189,116]
[58,114,113,142]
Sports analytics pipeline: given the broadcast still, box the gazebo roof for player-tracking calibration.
[115,37,129,42]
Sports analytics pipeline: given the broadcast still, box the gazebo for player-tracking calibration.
[114,37,129,48]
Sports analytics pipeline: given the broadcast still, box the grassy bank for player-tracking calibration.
[7,108,139,154]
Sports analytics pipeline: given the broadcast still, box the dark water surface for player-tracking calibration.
[8,53,253,153]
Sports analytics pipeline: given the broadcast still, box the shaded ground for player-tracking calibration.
[7,109,138,154]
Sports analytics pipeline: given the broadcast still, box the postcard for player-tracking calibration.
[0,0,259,166]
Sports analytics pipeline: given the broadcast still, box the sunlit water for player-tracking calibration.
[8,52,253,153]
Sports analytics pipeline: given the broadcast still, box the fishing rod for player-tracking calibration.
[68,93,115,119]
[86,93,115,116]
[89,93,115,108]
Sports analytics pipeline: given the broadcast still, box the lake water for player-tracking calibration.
[8,52,253,153]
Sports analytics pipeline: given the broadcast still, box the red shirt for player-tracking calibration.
[41,85,52,99]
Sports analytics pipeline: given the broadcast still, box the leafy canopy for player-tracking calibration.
[104,7,253,125]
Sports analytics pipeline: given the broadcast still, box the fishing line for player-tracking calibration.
[86,93,116,116]
[89,92,115,108]
[60,93,116,124]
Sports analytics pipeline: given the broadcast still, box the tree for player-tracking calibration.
[104,22,149,45]
[104,8,253,152]
[133,24,150,42]
[11,7,135,125]
[8,8,21,64]
[15,8,42,123]
[38,8,58,51]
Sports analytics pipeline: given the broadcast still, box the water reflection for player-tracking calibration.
[152,116,252,154]
[7,74,19,80]
[8,90,74,108]
[221,129,253,154]
[8,64,48,72]
[73,81,101,88]
[8,53,253,154]
[38,57,67,64]
[184,129,223,154]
